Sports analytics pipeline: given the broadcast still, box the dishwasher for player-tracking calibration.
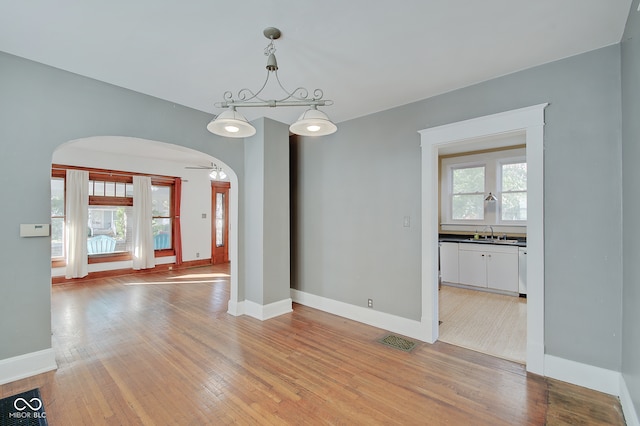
[518,247,527,296]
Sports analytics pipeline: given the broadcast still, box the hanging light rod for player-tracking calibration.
[207,27,337,138]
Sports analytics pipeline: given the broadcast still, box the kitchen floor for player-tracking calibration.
[438,284,527,364]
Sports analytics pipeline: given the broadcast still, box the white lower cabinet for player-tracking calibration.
[440,242,459,283]
[458,243,519,293]
[458,246,487,287]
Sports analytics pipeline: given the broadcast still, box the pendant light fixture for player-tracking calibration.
[207,27,337,138]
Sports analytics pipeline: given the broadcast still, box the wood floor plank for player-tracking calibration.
[0,265,624,425]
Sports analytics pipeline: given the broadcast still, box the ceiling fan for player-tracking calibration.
[185,162,228,180]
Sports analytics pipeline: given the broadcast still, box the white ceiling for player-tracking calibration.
[0,1,633,127]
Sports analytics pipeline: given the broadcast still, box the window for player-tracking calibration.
[87,176,134,257]
[52,165,178,264]
[500,162,527,221]
[440,146,526,232]
[51,178,65,258]
[451,166,485,220]
[152,185,172,250]
[215,192,225,248]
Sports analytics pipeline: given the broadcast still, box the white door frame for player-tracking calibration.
[419,104,548,374]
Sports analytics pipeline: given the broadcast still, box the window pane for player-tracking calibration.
[115,182,126,197]
[88,180,94,196]
[51,218,65,258]
[502,163,527,191]
[88,206,133,254]
[216,192,225,248]
[502,192,527,221]
[452,167,484,194]
[51,178,65,216]
[152,186,171,217]
[452,194,484,220]
[152,219,172,249]
[105,181,116,197]
[125,184,134,198]
[94,181,105,196]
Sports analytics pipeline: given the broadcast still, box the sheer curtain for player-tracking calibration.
[65,170,89,279]
[173,178,183,266]
[132,175,156,270]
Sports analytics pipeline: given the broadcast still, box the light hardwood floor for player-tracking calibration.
[439,284,527,363]
[0,265,624,425]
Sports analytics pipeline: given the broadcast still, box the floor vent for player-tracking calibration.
[377,334,417,352]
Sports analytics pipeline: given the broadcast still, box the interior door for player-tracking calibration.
[212,181,230,264]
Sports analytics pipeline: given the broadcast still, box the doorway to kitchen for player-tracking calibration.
[437,142,527,363]
[419,103,547,374]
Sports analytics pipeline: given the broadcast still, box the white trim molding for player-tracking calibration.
[419,103,548,373]
[291,289,431,342]
[545,355,639,425]
[227,300,245,316]
[244,298,293,321]
[0,348,57,385]
[544,355,620,395]
[620,374,640,426]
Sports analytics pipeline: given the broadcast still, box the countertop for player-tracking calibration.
[439,234,527,248]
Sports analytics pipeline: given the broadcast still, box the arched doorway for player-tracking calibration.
[51,136,240,311]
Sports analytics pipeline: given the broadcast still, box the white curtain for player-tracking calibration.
[132,175,156,270]
[65,170,89,279]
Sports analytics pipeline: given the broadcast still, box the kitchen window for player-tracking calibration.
[500,161,527,222]
[440,147,526,231]
[451,165,485,220]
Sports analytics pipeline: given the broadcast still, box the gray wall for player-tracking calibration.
[292,44,624,370]
[244,118,291,305]
[0,52,244,360]
[621,1,640,416]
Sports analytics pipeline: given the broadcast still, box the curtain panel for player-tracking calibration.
[65,169,89,279]
[132,176,156,270]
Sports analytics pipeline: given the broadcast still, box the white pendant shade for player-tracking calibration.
[289,107,337,136]
[207,107,256,138]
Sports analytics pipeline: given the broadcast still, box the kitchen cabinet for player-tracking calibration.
[440,242,459,283]
[458,243,519,292]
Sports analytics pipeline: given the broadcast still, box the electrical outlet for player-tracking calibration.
[168,266,173,271]
[196,252,200,258]
[202,213,207,219]
[367,299,373,308]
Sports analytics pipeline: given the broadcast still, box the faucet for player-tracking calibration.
[482,225,494,240]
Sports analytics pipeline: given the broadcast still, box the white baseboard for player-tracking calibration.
[0,348,57,386]
[544,355,620,396]
[620,375,640,426]
[244,298,293,321]
[291,289,430,342]
[227,300,245,316]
